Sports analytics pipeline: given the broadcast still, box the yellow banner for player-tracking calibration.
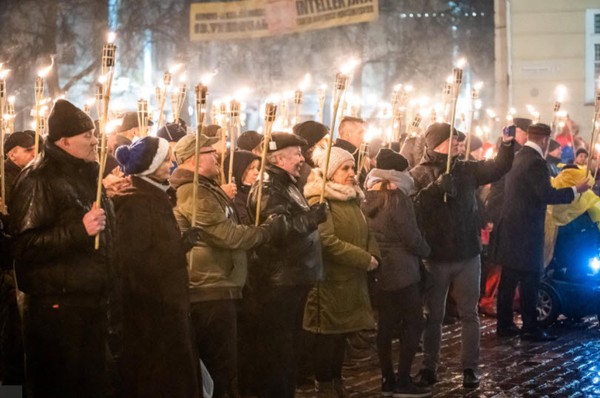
[190,0,378,41]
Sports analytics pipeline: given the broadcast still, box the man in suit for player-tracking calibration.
[495,123,589,341]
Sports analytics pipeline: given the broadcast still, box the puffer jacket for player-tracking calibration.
[247,164,322,287]
[9,140,114,299]
[171,168,270,302]
[302,175,380,334]
[410,141,514,262]
[362,168,430,291]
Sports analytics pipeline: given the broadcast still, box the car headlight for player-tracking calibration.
[589,257,600,274]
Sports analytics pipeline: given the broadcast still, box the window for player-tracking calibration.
[586,9,600,103]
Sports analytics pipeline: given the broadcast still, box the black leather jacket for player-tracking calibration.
[8,141,114,299]
[248,165,322,287]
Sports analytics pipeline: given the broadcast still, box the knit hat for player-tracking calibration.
[157,122,187,143]
[376,148,408,172]
[548,139,561,153]
[315,146,354,179]
[47,99,95,142]
[4,130,35,155]
[424,122,461,149]
[468,135,483,152]
[266,132,307,153]
[115,111,153,133]
[527,123,551,137]
[115,136,170,176]
[173,134,220,165]
[237,130,262,151]
[293,121,328,148]
[223,150,260,187]
[203,124,222,138]
[576,147,589,157]
[513,117,533,132]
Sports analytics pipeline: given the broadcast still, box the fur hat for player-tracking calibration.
[376,148,408,172]
[115,111,153,133]
[157,122,187,143]
[576,147,589,157]
[223,150,260,187]
[424,122,461,149]
[47,99,95,142]
[513,117,533,132]
[314,146,354,179]
[115,136,170,176]
[266,132,307,153]
[237,130,262,151]
[173,134,220,165]
[293,121,328,148]
[527,123,552,137]
[4,130,35,155]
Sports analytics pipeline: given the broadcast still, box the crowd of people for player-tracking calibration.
[0,98,594,398]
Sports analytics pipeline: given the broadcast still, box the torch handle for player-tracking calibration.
[254,120,274,226]
[444,89,460,203]
[220,126,227,185]
[228,116,239,184]
[465,108,476,157]
[0,97,6,214]
[319,90,345,204]
[158,88,167,127]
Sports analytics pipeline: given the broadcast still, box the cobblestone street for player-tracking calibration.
[297,315,600,397]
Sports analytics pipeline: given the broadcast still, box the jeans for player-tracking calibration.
[421,256,481,372]
[377,283,424,382]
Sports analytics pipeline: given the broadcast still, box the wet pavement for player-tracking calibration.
[297,315,600,397]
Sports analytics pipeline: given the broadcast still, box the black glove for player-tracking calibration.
[435,173,457,198]
[307,202,328,226]
[181,227,205,252]
[262,214,289,246]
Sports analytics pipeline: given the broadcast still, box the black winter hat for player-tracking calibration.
[513,117,533,132]
[468,135,483,152]
[424,122,461,149]
[4,130,35,155]
[576,147,589,157]
[292,121,328,148]
[548,139,561,153]
[376,148,409,172]
[47,99,95,142]
[224,150,260,187]
[266,132,307,153]
[115,136,170,176]
[237,130,262,151]
[528,123,551,137]
[157,122,187,143]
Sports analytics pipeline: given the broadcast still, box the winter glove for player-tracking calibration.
[181,227,205,252]
[307,202,328,227]
[262,214,289,246]
[435,173,457,198]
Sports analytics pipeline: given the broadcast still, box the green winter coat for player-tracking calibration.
[171,168,270,303]
[303,176,380,334]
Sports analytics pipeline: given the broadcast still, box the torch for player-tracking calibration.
[399,113,423,153]
[444,61,464,202]
[172,79,186,124]
[319,72,350,203]
[34,63,52,155]
[94,32,116,250]
[587,91,600,174]
[0,68,8,214]
[294,90,303,126]
[228,100,240,184]
[254,103,277,226]
[317,84,326,123]
[137,99,149,137]
[465,82,482,157]
[219,101,229,184]
[157,71,172,127]
[6,96,15,135]
[442,79,453,124]
[391,85,402,144]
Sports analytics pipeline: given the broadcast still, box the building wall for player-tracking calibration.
[509,0,598,139]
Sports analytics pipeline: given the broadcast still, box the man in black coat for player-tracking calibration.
[247,132,326,398]
[495,123,588,341]
[410,122,514,389]
[9,100,114,398]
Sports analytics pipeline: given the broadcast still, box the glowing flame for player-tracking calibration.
[200,70,218,86]
[555,84,567,102]
[107,32,116,43]
[299,73,311,91]
[365,125,382,142]
[106,119,122,135]
[85,98,95,106]
[486,108,496,118]
[446,75,454,84]
[320,83,327,91]
[475,126,483,137]
[340,57,360,75]
[484,147,494,160]
[393,83,402,92]
[8,96,15,104]
[0,69,9,80]
[455,57,467,69]
[474,81,484,91]
[178,73,187,83]
[234,86,252,100]
[509,107,516,115]
[526,104,536,115]
[404,84,414,93]
[37,58,54,78]
[169,63,183,74]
